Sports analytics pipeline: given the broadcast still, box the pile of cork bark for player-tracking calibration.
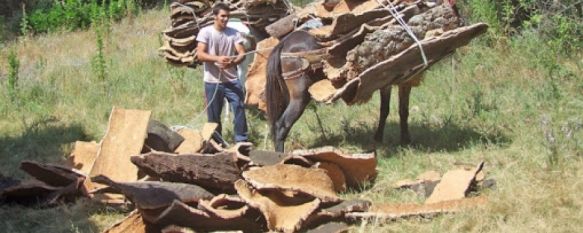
[245,0,488,111]
[1,107,492,232]
[159,0,291,66]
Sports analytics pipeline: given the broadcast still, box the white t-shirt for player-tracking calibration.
[196,25,245,83]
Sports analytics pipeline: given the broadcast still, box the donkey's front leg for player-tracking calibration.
[374,85,392,142]
[398,84,412,145]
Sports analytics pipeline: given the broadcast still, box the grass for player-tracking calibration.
[1,6,583,233]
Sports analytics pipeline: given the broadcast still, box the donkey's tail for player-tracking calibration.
[266,40,289,143]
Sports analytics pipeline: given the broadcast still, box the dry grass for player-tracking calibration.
[1,6,582,233]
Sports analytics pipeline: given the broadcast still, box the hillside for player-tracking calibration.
[1,5,583,233]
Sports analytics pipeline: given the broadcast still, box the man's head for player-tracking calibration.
[212,3,230,31]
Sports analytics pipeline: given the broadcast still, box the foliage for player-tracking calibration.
[463,0,583,53]
[25,0,140,34]
[7,49,20,102]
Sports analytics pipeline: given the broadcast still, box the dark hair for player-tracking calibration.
[212,3,230,15]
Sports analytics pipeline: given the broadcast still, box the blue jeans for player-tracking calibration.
[204,80,248,144]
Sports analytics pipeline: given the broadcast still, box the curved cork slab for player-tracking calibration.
[293,147,377,189]
[235,180,321,233]
[242,164,339,202]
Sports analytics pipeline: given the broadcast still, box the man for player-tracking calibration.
[196,3,248,145]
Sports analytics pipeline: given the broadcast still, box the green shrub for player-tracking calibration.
[25,0,141,34]
[463,0,583,54]
[7,49,20,102]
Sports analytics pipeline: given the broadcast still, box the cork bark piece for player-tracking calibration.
[152,199,264,232]
[305,221,349,233]
[249,149,288,166]
[244,37,279,112]
[235,180,321,233]
[280,154,315,168]
[20,161,85,187]
[145,120,184,153]
[425,162,484,204]
[103,210,154,233]
[309,79,338,102]
[330,23,488,104]
[0,179,60,204]
[89,107,151,189]
[304,199,371,228]
[174,128,204,154]
[242,164,339,203]
[130,151,241,193]
[316,162,347,192]
[91,175,214,210]
[393,170,441,197]
[347,196,488,220]
[197,194,250,220]
[68,141,99,175]
[293,147,377,189]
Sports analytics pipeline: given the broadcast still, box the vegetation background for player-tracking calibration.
[0,0,582,232]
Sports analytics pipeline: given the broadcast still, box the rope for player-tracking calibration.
[376,0,428,67]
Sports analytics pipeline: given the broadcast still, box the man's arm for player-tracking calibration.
[231,43,246,66]
[197,42,231,65]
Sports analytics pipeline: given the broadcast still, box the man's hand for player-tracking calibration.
[216,56,235,69]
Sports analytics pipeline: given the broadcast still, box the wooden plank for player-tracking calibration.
[89,107,151,189]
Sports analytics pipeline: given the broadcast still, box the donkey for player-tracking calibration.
[266,30,416,152]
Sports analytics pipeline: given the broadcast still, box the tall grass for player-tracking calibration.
[0,3,582,233]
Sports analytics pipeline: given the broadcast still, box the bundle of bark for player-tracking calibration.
[0,161,91,206]
[159,0,291,67]
[102,147,491,233]
[244,0,488,110]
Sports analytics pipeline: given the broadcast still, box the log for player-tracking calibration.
[145,120,185,152]
[130,151,241,193]
[91,175,214,210]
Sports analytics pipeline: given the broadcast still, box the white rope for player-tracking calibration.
[376,0,428,67]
